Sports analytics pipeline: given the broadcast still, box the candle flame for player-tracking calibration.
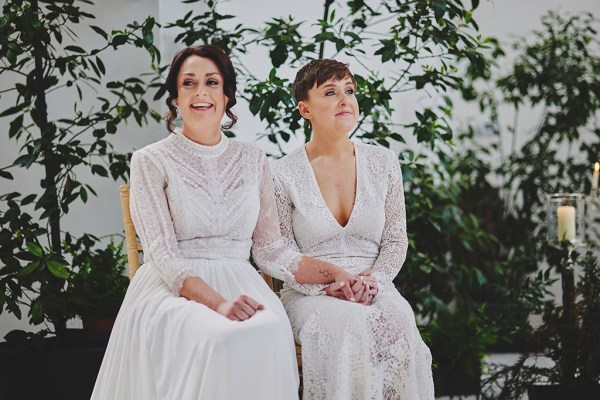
[595,162,599,172]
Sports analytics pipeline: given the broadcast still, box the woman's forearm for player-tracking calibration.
[179,276,227,311]
[293,256,343,284]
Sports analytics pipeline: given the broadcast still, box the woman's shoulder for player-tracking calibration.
[272,146,305,172]
[228,138,267,163]
[353,140,397,164]
[131,136,171,162]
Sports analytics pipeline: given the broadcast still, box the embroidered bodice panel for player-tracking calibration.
[129,131,301,294]
[273,141,408,296]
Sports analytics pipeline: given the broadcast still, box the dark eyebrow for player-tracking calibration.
[180,72,222,78]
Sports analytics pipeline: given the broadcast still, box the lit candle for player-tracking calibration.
[593,162,599,192]
[557,205,576,242]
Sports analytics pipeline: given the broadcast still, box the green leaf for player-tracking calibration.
[0,104,26,117]
[249,96,262,115]
[111,34,128,47]
[91,164,108,177]
[143,32,154,47]
[47,260,69,279]
[65,45,86,53]
[433,0,448,21]
[80,187,88,202]
[31,300,44,324]
[21,194,36,205]
[96,57,106,75]
[26,242,43,257]
[0,170,13,180]
[19,260,40,276]
[9,115,24,138]
[90,25,108,40]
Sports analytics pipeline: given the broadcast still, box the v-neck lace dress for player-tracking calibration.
[91,132,300,400]
[272,142,434,400]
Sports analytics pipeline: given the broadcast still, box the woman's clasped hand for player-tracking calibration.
[324,267,378,305]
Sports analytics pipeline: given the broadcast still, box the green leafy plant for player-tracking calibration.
[457,9,600,397]
[65,236,129,321]
[0,0,160,341]
[482,245,600,398]
[425,306,496,396]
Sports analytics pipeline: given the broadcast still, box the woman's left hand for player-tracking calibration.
[356,268,378,300]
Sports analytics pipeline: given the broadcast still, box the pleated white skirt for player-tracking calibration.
[91,260,299,400]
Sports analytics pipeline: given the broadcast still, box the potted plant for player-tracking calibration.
[0,1,159,398]
[66,235,129,334]
[0,0,159,344]
[482,244,600,399]
[425,306,496,396]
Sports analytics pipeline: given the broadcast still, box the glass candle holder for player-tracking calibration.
[546,193,586,246]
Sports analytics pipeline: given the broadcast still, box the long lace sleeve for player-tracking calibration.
[273,167,328,297]
[251,154,303,283]
[129,150,198,295]
[371,151,408,288]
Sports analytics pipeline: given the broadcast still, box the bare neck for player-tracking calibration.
[305,131,354,160]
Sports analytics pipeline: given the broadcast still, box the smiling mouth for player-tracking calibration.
[335,110,353,116]
[191,102,213,110]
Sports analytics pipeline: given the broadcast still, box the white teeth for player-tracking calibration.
[192,102,212,107]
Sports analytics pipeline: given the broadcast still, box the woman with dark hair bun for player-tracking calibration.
[92,45,357,400]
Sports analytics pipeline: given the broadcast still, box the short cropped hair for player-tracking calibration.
[292,59,357,102]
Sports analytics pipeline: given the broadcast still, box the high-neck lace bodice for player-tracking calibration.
[129,132,301,294]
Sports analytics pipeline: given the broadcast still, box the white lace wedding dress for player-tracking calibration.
[273,141,434,400]
[91,131,301,400]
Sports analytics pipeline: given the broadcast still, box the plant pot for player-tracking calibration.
[0,329,109,400]
[527,384,600,400]
[433,361,481,396]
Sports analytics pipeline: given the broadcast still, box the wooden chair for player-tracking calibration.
[119,184,303,378]
[119,184,142,279]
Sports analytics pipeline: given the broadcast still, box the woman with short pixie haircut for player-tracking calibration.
[273,59,434,400]
[91,46,359,400]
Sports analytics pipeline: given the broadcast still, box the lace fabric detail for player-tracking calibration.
[129,132,301,295]
[273,142,434,399]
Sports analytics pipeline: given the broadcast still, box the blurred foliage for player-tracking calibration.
[424,306,496,396]
[0,0,160,340]
[460,10,600,396]
[65,236,129,320]
[482,245,600,398]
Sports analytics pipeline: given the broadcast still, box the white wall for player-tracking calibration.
[1,0,599,338]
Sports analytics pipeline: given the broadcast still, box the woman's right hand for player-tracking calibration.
[326,267,358,302]
[216,295,264,321]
